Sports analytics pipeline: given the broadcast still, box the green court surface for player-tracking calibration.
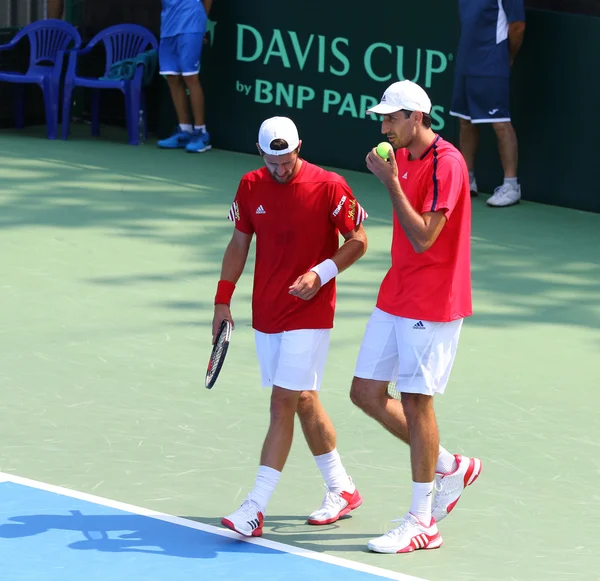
[0,127,599,581]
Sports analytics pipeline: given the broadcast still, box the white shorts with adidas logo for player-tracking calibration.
[255,329,330,391]
[354,307,463,396]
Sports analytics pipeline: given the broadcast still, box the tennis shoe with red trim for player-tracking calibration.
[367,513,443,553]
[221,499,264,537]
[307,479,363,525]
[432,454,482,522]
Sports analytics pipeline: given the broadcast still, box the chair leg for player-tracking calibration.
[14,85,25,130]
[125,87,139,146]
[42,81,59,140]
[61,83,74,140]
[91,90,100,137]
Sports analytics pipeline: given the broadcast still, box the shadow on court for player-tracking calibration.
[0,511,375,557]
[0,127,598,335]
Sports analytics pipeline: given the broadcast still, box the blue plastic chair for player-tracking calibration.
[0,19,82,139]
[61,24,158,145]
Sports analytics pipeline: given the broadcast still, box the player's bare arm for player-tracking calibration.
[366,148,446,253]
[289,224,367,301]
[213,228,253,342]
[508,21,525,66]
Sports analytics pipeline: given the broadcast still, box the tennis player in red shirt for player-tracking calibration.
[214,117,368,537]
[350,81,482,554]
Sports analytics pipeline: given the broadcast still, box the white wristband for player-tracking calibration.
[310,259,339,286]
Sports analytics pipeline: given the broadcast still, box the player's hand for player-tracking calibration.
[288,271,322,301]
[212,304,234,344]
[366,146,399,188]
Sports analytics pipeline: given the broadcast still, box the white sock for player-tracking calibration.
[314,449,353,493]
[468,170,475,181]
[410,481,434,524]
[248,465,281,514]
[504,177,518,187]
[179,123,193,133]
[436,446,458,474]
[194,124,206,132]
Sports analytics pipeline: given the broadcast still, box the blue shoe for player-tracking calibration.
[157,130,193,149]
[186,129,212,153]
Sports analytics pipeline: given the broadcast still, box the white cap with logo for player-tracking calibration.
[258,116,300,156]
[366,80,432,116]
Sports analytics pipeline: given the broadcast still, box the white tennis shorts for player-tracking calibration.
[354,307,463,396]
[255,329,330,391]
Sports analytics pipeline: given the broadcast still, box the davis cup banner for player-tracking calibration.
[203,1,460,172]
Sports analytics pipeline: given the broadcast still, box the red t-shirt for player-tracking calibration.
[376,135,472,322]
[228,160,368,334]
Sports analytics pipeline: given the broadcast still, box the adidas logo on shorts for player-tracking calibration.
[413,321,426,330]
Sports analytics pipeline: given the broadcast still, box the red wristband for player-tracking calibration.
[215,280,236,306]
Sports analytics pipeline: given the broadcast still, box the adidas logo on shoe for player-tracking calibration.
[413,321,426,330]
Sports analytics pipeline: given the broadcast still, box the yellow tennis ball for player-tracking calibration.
[376,142,393,160]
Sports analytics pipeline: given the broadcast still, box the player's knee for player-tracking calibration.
[296,390,318,417]
[350,378,375,413]
[459,118,472,129]
[270,386,300,422]
[401,392,433,422]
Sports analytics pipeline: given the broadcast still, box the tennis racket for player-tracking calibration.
[205,319,232,389]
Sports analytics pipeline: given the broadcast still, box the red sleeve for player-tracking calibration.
[420,155,465,220]
[227,178,254,234]
[329,182,368,234]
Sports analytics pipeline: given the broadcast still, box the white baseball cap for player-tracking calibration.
[366,80,432,116]
[258,116,300,156]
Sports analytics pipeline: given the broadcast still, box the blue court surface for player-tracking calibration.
[0,473,426,581]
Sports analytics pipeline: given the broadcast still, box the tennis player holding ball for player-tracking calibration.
[350,80,482,554]
[213,116,368,537]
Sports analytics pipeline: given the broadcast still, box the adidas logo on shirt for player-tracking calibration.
[412,321,426,330]
[256,205,266,214]
[402,172,408,179]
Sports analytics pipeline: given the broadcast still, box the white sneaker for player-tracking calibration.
[470,177,478,197]
[307,480,363,525]
[221,498,264,537]
[487,182,521,207]
[432,454,482,523]
[367,513,443,554]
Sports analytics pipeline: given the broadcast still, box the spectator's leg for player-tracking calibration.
[183,74,205,128]
[166,74,192,127]
[492,122,518,179]
[47,0,64,19]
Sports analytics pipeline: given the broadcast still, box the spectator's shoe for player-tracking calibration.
[487,183,521,207]
[157,130,193,149]
[470,176,479,197]
[186,129,212,153]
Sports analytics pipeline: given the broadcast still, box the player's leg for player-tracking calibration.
[292,330,362,524]
[350,307,409,440]
[157,36,194,149]
[449,73,479,196]
[466,76,521,207]
[221,331,308,537]
[365,317,480,553]
[178,32,211,153]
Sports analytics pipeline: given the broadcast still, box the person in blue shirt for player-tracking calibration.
[157,0,213,153]
[450,0,526,207]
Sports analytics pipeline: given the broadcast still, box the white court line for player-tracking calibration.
[0,471,429,581]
